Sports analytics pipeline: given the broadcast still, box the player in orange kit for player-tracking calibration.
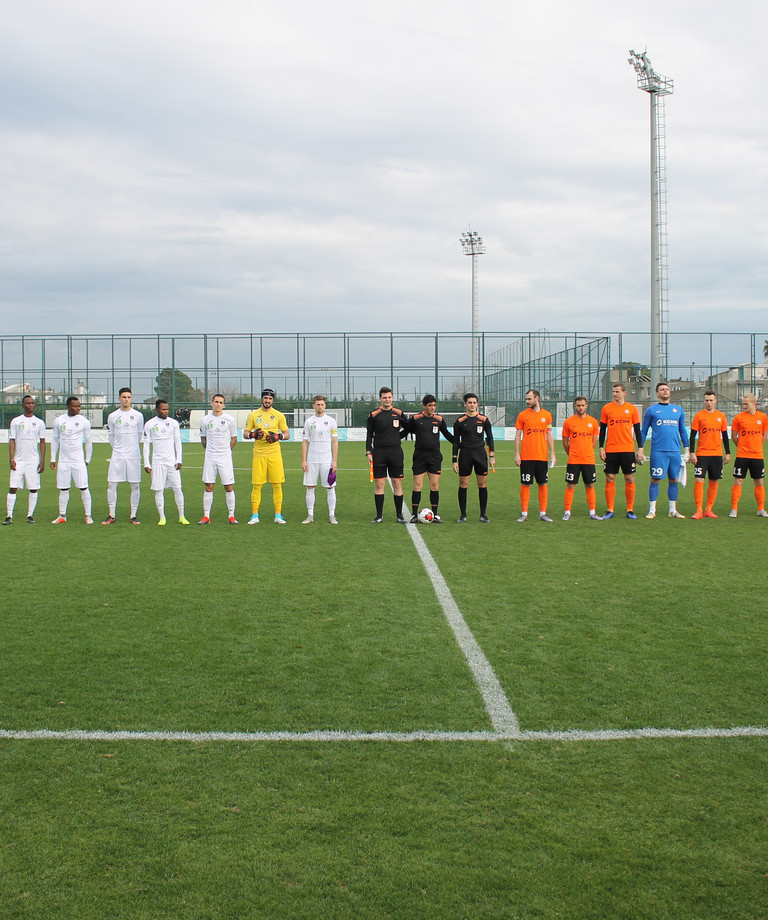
[689,391,730,519]
[561,396,603,521]
[515,389,556,523]
[729,394,768,518]
[599,383,644,519]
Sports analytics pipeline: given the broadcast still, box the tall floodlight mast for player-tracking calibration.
[460,229,486,392]
[628,49,674,383]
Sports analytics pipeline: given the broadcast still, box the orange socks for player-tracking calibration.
[694,480,704,511]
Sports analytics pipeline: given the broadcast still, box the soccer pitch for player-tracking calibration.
[1,442,766,919]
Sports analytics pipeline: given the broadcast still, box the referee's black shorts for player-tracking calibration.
[412,449,443,475]
[372,448,404,480]
[457,449,488,477]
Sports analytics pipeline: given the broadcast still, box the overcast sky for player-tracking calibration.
[1,0,766,339]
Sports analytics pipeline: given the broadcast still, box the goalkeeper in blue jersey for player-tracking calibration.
[641,382,690,519]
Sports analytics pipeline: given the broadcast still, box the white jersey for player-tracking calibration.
[9,414,46,464]
[302,414,338,463]
[106,408,144,459]
[142,416,182,467]
[200,413,237,458]
[51,414,93,464]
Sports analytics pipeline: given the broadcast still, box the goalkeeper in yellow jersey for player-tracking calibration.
[244,388,290,524]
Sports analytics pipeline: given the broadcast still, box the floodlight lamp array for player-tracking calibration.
[460,231,486,256]
[628,49,674,96]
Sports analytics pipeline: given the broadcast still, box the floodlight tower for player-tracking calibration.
[460,229,486,391]
[628,49,674,384]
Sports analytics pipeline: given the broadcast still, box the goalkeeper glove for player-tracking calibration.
[265,430,280,443]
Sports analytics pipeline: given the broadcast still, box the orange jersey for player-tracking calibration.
[562,414,599,464]
[690,409,728,456]
[515,407,552,461]
[600,401,640,452]
[732,410,768,459]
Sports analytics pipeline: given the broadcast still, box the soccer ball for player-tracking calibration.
[417,508,434,524]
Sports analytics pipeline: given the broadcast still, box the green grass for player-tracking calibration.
[1,442,765,919]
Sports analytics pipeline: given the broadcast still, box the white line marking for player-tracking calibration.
[1,726,765,743]
[406,524,520,734]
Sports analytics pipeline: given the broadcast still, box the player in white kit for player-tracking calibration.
[103,387,144,524]
[4,394,46,525]
[50,396,94,524]
[199,394,238,524]
[301,396,339,524]
[142,399,189,525]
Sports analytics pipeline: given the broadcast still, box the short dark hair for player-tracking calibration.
[573,396,587,406]
[422,394,437,406]
[612,382,627,392]
[704,390,716,398]
[379,386,393,398]
[655,381,669,392]
[312,395,326,404]
[212,393,225,401]
[118,387,132,396]
[66,396,80,406]
[526,389,541,400]
[156,398,168,409]
[463,392,478,402]
[21,394,34,403]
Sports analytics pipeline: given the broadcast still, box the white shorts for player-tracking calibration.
[150,463,182,492]
[10,462,41,491]
[203,454,235,486]
[303,462,334,487]
[56,463,89,490]
[108,456,142,483]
